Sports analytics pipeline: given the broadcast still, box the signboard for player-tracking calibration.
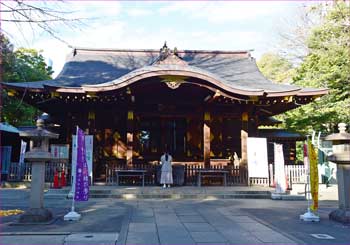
[274,143,286,193]
[72,135,93,185]
[247,137,269,178]
[51,144,69,159]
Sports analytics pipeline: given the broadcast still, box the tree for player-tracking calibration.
[257,53,295,83]
[283,2,350,134]
[5,48,53,82]
[276,3,326,63]
[1,34,53,126]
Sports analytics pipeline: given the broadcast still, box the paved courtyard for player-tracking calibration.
[0,188,349,244]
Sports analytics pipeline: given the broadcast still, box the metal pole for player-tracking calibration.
[70,126,78,212]
[64,126,81,221]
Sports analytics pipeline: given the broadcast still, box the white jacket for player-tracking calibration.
[160,154,173,172]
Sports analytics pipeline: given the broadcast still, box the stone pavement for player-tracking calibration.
[120,200,298,245]
[1,188,349,244]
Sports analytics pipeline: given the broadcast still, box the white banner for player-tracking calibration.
[274,143,287,193]
[19,140,27,166]
[85,135,93,181]
[247,137,269,178]
[72,135,93,186]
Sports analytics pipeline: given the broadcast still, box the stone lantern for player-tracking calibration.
[324,123,350,223]
[19,118,58,223]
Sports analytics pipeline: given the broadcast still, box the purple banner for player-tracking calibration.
[74,128,89,201]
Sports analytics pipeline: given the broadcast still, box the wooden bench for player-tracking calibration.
[197,169,229,187]
[115,169,147,187]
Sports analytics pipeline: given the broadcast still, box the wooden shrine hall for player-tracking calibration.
[3,43,328,182]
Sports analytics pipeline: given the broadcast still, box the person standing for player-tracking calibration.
[160,151,173,188]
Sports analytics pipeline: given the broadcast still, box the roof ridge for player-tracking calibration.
[71,47,253,55]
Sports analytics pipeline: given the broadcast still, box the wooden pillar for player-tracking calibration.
[241,112,248,167]
[203,112,211,168]
[87,111,96,135]
[126,110,133,166]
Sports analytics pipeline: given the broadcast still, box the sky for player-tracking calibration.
[2,1,312,77]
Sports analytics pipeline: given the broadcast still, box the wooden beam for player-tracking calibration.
[87,111,95,135]
[203,111,211,168]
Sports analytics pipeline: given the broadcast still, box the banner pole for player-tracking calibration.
[64,126,81,221]
[300,137,319,222]
[70,126,78,212]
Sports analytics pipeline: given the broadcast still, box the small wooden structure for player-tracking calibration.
[3,44,327,183]
[0,122,20,181]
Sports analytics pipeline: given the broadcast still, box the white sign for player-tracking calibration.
[72,135,93,186]
[19,140,27,166]
[51,144,69,159]
[85,135,93,181]
[274,143,287,193]
[247,137,269,178]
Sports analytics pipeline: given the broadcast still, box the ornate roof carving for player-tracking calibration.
[151,42,188,66]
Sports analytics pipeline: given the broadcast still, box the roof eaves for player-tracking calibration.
[297,88,329,96]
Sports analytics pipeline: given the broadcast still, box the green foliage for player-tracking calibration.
[260,3,350,134]
[5,48,53,82]
[257,53,295,83]
[1,34,53,126]
[286,2,350,134]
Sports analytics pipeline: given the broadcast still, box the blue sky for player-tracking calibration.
[2,1,312,77]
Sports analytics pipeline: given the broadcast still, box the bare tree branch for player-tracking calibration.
[2,18,87,23]
[0,0,91,46]
[275,4,325,64]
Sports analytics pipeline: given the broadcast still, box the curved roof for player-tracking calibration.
[3,47,328,97]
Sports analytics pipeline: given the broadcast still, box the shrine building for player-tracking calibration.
[3,44,328,181]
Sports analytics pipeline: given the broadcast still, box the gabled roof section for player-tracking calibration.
[3,45,328,97]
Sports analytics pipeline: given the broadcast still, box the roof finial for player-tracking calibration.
[159,41,170,60]
[173,47,178,56]
[338,123,347,133]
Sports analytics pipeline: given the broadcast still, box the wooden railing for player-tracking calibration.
[285,164,306,184]
[7,161,70,184]
[105,163,248,186]
[267,163,307,187]
[106,162,158,186]
[6,160,306,188]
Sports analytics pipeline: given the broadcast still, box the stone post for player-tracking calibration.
[325,123,350,223]
[19,119,58,223]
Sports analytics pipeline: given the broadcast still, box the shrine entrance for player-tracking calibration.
[137,116,188,160]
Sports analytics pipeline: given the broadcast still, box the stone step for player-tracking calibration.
[44,189,272,199]
[45,193,272,199]
[45,189,272,194]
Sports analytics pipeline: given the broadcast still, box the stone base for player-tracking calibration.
[329,209,350,224]
[19,208,53,223]
[300,211,320,222]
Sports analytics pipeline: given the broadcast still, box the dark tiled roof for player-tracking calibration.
[0,122,19,133]
[258,129,306,140]
[4,48,327,96]
[259,117,282,126]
